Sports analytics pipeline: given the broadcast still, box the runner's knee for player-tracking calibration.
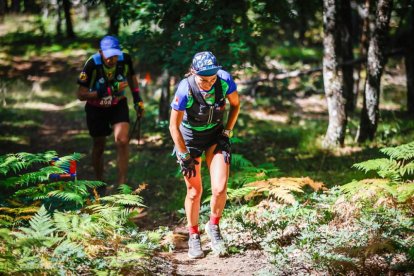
[115,136,129,147]
[211,185,227,198]
[187,185,202,201]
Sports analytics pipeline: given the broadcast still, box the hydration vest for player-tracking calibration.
[183,75,226,127]
[91,52,126,91]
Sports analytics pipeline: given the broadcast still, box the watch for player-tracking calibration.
[223,129,233,138]
[177,151,190,160]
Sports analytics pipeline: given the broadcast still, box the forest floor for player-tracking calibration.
[1,36,408,275]
[1,51,283,275]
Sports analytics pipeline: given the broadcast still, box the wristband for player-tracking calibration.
[177,151,190,160]
[132,87,140,93]
[132,90,142,104]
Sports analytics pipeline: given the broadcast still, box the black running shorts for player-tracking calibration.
[179,124,224,158]
[85,98,130,137]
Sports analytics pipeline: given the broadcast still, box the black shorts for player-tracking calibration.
[85,99,130,137]
[179,124,224,158]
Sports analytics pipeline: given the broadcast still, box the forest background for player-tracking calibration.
[0,0,413,275]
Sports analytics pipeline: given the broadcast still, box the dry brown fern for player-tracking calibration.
[244,177,326,204]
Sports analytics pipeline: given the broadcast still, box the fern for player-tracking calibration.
[99,194,146,207]
[341,179,414,204]
[0,151,57,176]
[397,183,414,202]
[3,166,63,187]
[14,205,61,247]
[344,142,414,205]
[230,177,325,204]
[118,184,133,194]
[47,190,84,206]
[380,142,414,161]
[231,154,255,170]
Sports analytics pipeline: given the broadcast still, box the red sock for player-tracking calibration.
[189,225,199,234]
[210,215,221,225]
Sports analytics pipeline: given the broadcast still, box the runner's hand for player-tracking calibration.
[111,81,128,97]
[214,135,231,164]
[178,157,199,178]
[97,85,110,98]
[134,101,145,118]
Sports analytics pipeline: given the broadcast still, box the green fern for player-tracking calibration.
[0,151,57,176]
[99,194,146,207]
[118,184,133,194]
[14,205,61,247]
[47,190,84,206]
[380,142,414,161]
[231,154,254,170]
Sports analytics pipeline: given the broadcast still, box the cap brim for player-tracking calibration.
[196,66,222,76]
[102,49,122,58]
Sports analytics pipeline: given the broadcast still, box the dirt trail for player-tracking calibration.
[25,105,271,276]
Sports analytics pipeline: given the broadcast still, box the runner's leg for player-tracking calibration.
[205,145,229,218]
[92,136,106,181]
[113,122,129,185]
[184,157,203,227]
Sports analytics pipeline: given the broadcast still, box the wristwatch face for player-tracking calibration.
[224,129,233,138]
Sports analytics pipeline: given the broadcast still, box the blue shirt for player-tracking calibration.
[171,69,237,111]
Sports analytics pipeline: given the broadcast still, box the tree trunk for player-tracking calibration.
[322,0,348,148]
[11,0,19,13]
[406,3,414,115]
[159,70,171,122]
[104,0,120,35]
[56,0,62,37]
[340,0,355,113]
[62,0,75,38]
[357,0,393,143]
[24,0,39,13]
[354,0,371,110]
[0,0,6,23]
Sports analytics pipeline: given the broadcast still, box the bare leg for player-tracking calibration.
[206,145,229,218]
[183,158,203,227]
[113,122,130,185]
[92,136,106,181]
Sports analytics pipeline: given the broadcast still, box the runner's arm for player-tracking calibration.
[169,109,188,154]
[77,85,99,101]
[225,90,240,131]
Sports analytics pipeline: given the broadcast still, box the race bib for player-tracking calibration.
[100,95,113,107]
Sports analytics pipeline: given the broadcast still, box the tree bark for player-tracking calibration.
[406,3,414,115]
[340,0,355,113]
[0,0,6,23]
[56,0,63,37]
[354,0,371,110]
[62,0,75,38]
[357,0,393,143]
[11,0,19,13]
[322,0,348,148]
[159,70,171,122]
[104,0,120,35]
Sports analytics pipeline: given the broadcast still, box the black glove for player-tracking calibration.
[214,135,231,164]
[178,157,199,178]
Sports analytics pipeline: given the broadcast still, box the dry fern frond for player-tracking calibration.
[244,177,326,204]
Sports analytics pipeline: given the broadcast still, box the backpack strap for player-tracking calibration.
[187,75,224,107]
[92,52,125,85]
[213,78,223,107]
[187,75,209,106]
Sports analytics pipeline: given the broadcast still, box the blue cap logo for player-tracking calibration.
[100,36,122,58]
[192,51,222,76]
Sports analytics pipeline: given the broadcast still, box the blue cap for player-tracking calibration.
[100,35,122,58]
[192,51,222,76]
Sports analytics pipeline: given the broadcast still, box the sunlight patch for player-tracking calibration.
[13,100,83,111]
